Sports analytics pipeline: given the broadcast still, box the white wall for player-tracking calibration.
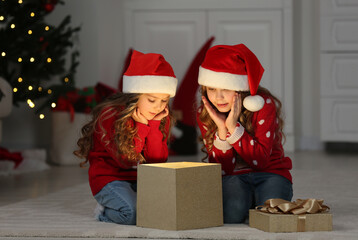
[1,0,323,151]
[293,0,323,150]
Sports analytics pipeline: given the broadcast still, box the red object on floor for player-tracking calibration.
[0,147,23,168]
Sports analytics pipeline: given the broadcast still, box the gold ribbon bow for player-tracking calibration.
[256,198,330,215]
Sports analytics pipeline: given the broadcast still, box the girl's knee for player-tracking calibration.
[223,200,250,223]
[102,205,136,225]
[223,206,247,223]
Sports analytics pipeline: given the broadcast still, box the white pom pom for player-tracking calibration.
[243,95,264,112]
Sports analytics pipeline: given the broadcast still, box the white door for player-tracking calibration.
[125,11,207,84]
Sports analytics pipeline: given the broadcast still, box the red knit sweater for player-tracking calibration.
[197,94,292,182]
[88,107,170,195]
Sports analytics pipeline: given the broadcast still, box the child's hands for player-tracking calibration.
[153,106,169,121]
[226,93,242,134]
[202,96,227,139]
[132,108,148,125]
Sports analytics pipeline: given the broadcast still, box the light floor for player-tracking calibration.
[1,150,358,239]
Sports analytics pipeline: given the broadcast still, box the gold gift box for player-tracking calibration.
[249,209,332,232]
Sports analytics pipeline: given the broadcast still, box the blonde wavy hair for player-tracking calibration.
[198,86,285,159]
[74,92,174,167]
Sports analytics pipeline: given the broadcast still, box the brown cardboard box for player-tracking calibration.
[249,209,333,232]
[137,162,223,230]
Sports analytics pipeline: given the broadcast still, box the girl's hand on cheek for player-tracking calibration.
[153,106,169,121]
[226,93,242,134]
[132,108,149,125]
[202,96,226,130]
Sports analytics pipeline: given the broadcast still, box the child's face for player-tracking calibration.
[206,87,236,113]
[137,93,170,120]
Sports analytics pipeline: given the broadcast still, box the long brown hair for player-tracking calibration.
[74,92,174,167]
[198,86,285,159]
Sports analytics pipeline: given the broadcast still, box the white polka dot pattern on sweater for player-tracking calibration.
[266,131,271,138]
[259,119,265,125]
[253,160,258,166]
[250,140,254,146]
[266,98,272,104]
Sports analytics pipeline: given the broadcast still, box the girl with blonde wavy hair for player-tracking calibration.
[74,50,177,225]
[197,44,293,223]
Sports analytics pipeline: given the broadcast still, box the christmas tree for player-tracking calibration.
[0,0,80,119]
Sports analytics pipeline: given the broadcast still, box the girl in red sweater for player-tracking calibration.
[75,50,177,225]
[197,44,292,223]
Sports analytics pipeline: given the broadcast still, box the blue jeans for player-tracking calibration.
[222,172,293,223]
[94,180,137,225]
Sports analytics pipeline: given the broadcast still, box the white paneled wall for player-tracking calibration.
[2,0,334,152]
[123,0,294,151]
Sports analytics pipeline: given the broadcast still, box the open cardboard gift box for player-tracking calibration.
[249,198,332,232]
[136,162,223,230]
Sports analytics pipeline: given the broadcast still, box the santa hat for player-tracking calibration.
[118,48,133,92]
[123,50,178,97]
[198,44,265,112]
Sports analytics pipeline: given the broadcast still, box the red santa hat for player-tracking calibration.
[198,43,265,112]
[123,50,178,97]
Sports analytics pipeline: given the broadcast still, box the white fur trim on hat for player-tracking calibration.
[243,95,265,112]
[198,66,249,91]
[123,75,177,97]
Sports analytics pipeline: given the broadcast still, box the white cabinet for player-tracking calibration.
[320,0,358,142]
[123,0,294,151]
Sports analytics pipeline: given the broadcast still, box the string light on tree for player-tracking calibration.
[0,0,80,116]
